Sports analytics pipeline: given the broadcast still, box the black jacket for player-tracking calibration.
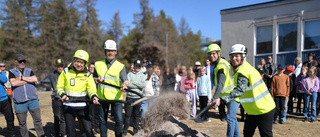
[40,70,61,99]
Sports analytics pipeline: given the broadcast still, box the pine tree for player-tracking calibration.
[78,0,103,63]
[1,0,30,65]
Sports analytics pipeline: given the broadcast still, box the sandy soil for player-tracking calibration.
[0,92,319,137]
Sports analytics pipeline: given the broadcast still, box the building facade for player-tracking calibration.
[220,0,320,67]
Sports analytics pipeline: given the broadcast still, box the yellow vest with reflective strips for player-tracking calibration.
[56,66,97,108]
[214,58,239,102]
[95,60,124,100]
[234,61,275,115]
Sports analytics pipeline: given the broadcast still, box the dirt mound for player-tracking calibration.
[137,92,209,137]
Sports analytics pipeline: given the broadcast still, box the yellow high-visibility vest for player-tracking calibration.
[235,61,275,115]
[95,60,124,100]
[214,58,239,101]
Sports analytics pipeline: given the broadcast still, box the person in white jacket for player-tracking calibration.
[196,66,212,123]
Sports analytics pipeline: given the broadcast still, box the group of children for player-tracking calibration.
[262,64,319,124]
[178,66,211,122]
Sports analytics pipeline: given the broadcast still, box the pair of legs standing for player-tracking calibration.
[14,99,44,137]
[244,108,275,137]
[64,107,94,137]
[0,98,15,137]
[123,97,141,135]
[52,98,66,137]
[303,92,318,121]
[186,89,197,117]
[99,102,123,137]
[226,100,240,137]
[273,96,286,123]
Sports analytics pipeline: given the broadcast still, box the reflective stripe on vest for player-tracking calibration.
[63,102,86,107]
[240,89,269,103]
[236,62,275,115]
[65,90,88,97]
[95,60,124,100]
[57,88,64,96]
[246,79,264,91]
[99,76,121,81]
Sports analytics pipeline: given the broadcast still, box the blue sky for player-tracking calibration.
[95,0,272,40]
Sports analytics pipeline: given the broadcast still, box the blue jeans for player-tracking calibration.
[140,98,156,117]
[303,92,318,120]
[140,100,148,117]
[226,100,240,137]
[99,102,123,137]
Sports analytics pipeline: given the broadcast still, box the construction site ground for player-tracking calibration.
[0,92,319,137]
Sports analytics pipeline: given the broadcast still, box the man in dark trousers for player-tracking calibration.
[41,58,66,137]
[263,55,277,91]
[0,63,15,137]
[9,54,45,137]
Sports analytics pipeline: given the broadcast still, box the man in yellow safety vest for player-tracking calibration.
[93,40,129,137]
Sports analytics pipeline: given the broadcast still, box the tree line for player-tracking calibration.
[0,0,207,80]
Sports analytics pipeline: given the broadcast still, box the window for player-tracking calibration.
[278,23,297,52]
[277,52,297,66]
[256,26,272,54]
[304,20,320,50]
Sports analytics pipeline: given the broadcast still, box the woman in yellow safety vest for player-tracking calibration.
[213,44,275,137]
[57,49,99,137]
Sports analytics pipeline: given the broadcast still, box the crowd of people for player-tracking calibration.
[0,39,319,137]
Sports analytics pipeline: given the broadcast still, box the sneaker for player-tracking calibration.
[303,118,309,122]
[311,119,316,123]
[195,119,204,123]
[195,118,211,123]
[122,132,127,136]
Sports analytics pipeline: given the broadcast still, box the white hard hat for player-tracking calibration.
[229,44,247,55]
[104,40,117,50]
[195,61,201,66]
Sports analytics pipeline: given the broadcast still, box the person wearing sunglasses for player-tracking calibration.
[0,61,15,137]
[0,62,12,103]
[9,54,45,137]
[40,58,66,137]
